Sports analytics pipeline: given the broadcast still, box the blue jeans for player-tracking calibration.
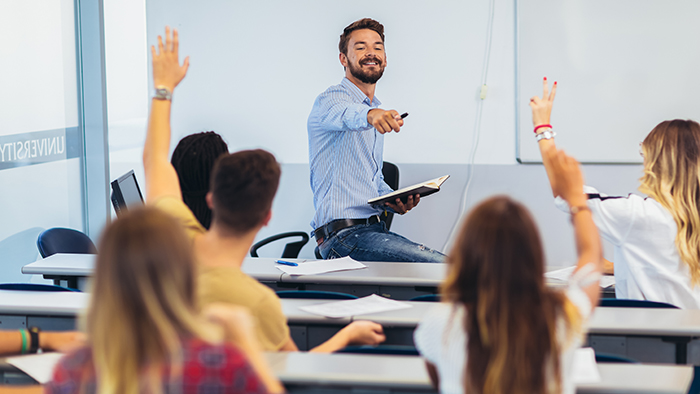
[318,222,445,263]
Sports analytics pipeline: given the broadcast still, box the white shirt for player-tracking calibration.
[414,265,596,394]
[556,186,700,309]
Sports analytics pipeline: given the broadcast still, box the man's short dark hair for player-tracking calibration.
[339,18,385,55]
[210,149,281,235]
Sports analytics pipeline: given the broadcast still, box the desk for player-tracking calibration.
[268,352,694,394]
[0,290,87,331]
[282,299,700,364]
[24,254,444,299]
[24,254,615,300]
[0,352,692,394]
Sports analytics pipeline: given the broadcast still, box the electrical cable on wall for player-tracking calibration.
[442,0,497,251]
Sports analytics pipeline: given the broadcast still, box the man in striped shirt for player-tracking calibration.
[307,18,444,263]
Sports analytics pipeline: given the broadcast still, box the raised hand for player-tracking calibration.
[151,26,190,92]
[529,78,557,128]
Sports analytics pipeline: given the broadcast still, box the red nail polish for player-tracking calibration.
[544,77,547,80]
[554,81,558,85]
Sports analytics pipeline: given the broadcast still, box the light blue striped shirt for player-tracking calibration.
[308,78,395,229]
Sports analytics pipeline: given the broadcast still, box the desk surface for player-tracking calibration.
[0,290,87,316]
[282,299,700,337]
[23,254,445,287]
[266,352,693,394]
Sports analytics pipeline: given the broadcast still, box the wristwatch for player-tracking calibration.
[153,87,172,101]
[29,326,40,353]
[535,129,556,142]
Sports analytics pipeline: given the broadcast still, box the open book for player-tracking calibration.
[368,175,450,205]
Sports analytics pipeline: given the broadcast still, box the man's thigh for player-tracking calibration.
[320,223,445,263]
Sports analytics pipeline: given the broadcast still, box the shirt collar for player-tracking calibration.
[341,77,382,107]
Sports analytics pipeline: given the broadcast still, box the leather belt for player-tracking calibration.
[314,215,381,246]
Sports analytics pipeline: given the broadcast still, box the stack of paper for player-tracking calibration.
[299,294,412,318]
[275,256,366,276]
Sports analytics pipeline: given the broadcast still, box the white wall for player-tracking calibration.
[104,0,646,267]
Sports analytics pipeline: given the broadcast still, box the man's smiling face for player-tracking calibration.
[341,28,386,85]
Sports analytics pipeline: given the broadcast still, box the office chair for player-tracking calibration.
[594,353,637,363]
[409,294,441,302]
[37,228,97,258]
[250,231,309,258]
[0,283,79,292]
[276,290,357,300]
[599,299,679,309]
[336,345,420,356]
[380,161,399,231]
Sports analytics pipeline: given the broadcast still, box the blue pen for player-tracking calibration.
[276,260,298,267]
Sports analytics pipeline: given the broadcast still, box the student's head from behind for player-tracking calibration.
[640,119,700,284]
[444,195,545,305]
[171,131,229,229]
[208,149,281,236]
[443,196,568,394]
[88,207,208,393]
[338,18,386,84]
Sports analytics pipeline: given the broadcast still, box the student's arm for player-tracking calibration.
[544,148,603,307]
[309,321,385,353]
[0,331,84,355]
[143,26,190,203]
[0,386,44,393]
[425,361,440,390]
[603,258,614,275]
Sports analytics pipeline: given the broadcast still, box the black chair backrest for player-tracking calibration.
[250,231,309,258]
[599,299,679,309]
[276,290,358,300]
[410,294,441,302]
[0,283,79,292]
[594,353,637,363]
[336,345,420,356]
[381,161,400,231]
[37,228,97,258]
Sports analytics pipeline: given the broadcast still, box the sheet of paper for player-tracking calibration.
[7,352,63,384]
[545,266,615,288]
[572,347,602,384]
[299,294,412,318]
[275,256,366,276]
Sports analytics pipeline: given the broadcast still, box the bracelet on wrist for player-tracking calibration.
[534,124,552,134]
[535,130,556,142]
[29,326,40,353]
[153,86,173,101]
[19,329,28,354]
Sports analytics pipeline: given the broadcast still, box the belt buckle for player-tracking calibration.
[368,215,380,224]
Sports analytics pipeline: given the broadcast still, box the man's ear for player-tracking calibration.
[206,192,214,209]
[262,210,272,227]
[339,52,348,69]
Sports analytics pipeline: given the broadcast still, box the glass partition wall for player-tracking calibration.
[0,0,108,283]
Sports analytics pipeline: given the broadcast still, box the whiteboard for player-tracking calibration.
[145,0,495,164]
[517,0,700,163]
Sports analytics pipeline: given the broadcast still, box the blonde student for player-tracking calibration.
[531,79,700,308]
[45,208,283,394]
[414,148,603,394]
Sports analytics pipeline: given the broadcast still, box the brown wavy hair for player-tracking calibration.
[639,119,700,285]
[443,196,578,394]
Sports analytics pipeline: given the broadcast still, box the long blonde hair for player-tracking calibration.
[86,208,216,394]
[443,196,579,394]
[639,120,700,285]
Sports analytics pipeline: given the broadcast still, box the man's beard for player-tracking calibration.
[348,58,385,84]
